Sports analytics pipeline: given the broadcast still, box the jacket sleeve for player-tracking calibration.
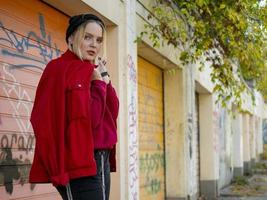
[106,82,119,120]
[109,144,116,172]
[106,83,119,173]
[30,64,68,186]
[90,80,107,129]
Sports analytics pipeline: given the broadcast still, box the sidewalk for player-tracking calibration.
[219,161,267,200]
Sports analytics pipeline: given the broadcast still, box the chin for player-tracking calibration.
[83,56,95,63]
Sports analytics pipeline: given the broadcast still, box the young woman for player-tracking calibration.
[29,14,119,200]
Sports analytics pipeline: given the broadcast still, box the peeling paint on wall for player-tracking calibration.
[186,65,200,197]
[213,105,233,188]
[128,55,138,200]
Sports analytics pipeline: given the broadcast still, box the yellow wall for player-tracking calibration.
[138,56,165,200]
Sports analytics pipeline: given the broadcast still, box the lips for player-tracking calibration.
[87,50,95,56]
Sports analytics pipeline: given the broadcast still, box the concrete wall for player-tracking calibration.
[199,94,219,199]
[232,111,244,177]
[214,103,233,190]
[0,0,265,199]
[136,1,188,199]
[136,0,266,199]
[243,113,252,174]
[263,105,267,159]
[164,68,186,199]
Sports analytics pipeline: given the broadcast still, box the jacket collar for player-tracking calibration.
[61,50,98,68]
[62,49,81,61]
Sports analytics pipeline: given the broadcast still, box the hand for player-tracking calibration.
[91,69,102,81]
[97,57,107,73]
[97,57,110,84]
[102,74,110,84]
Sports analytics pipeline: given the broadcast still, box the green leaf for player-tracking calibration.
[220,4,226,9]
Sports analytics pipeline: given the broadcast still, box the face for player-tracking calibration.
[80,22,103,62]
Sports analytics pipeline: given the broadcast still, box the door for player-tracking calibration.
[195,92,200,197]
[138,56,165,200]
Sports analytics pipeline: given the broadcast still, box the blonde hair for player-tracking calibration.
[68,20,106,61]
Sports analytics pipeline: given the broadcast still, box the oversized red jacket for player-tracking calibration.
[29,50,117,186]
[91,80,119,149]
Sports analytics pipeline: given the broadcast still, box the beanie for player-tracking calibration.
[65,14,105,43]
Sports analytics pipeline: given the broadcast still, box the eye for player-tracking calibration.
[84,35,93,40]
[97,38,103,44]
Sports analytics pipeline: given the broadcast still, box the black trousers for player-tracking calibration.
[56,150,111,200]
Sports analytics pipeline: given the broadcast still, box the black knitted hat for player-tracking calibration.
[65,14,105,43]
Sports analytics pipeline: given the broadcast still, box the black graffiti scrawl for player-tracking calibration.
[0,147,34,194]
[0,148,19,194]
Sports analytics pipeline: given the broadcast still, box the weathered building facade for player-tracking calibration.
[0,0,264,200]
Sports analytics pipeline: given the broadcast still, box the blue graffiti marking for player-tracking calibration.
[0,13,62,70]
[2,49,46,70]
[39,13,46,39]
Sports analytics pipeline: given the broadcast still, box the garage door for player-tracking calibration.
[195,92,200,197]
[0,0,68,199]
[138,56,165,200]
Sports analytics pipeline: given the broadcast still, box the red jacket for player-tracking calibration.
[91,80,119,149]
[29,50,118,186]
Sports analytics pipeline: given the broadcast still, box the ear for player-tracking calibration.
[68,36,74,50]
[68,35,74,45]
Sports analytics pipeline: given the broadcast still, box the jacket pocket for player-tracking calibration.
[66,83,89,120]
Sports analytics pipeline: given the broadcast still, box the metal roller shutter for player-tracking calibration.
[138,56,165,200]
[0,0,67,199]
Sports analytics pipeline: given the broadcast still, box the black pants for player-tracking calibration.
[56,150,111,200]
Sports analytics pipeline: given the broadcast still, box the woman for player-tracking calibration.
[29,14,119,200]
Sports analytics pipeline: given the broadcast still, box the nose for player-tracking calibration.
[89,38,97,48]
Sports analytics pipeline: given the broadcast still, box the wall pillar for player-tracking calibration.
[232,112,244,177]
[125,0,139,199]
[243,114,251,175]
[199,94,218,199]
[164,68,187,200]
[255,117,263,160]
[250,115,256,167]
[258,118,263,157]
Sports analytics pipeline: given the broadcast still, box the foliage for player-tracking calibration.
[139,0,267,109]
[232,176,249,186]
[254,162,267,169]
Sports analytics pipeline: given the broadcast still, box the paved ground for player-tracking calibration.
[218,162,267,200]
[219,198,267,200]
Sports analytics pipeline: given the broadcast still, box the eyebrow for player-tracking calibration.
[85,32,103,39]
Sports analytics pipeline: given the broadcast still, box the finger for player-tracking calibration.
[100,58,106,64]
[101,56,107,63]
